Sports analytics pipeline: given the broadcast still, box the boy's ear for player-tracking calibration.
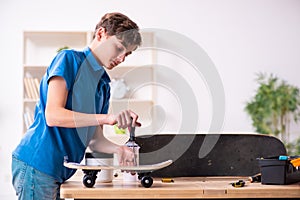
[95,27,108,41]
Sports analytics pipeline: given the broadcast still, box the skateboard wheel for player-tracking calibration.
[83,175,96,188]
[141,176,153,188]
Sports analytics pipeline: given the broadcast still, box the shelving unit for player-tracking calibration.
[22,31,156,139]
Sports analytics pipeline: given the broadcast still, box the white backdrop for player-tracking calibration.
[1,0,300,198]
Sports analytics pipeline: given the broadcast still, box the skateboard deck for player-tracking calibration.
[135,133,287,177]
[64,159,173,188]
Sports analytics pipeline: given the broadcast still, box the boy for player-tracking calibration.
[12,12,142,199]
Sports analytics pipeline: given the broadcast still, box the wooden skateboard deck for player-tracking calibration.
[64,159,172,172]
[135,133,287,177]
[64,160,173,188]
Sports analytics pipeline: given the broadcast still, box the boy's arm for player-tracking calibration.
[45,76,110,128]
[45,76,141,129]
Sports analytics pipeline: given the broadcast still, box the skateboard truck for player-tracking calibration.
[82,169,100,188]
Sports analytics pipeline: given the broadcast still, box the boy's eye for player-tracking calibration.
[117,45,124,52]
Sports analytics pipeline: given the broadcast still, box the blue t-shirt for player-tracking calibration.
[13,47,111,183]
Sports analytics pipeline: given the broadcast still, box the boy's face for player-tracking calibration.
[93,33,136,70]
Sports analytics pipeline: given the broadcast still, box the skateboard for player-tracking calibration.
[64,159,173,188]
[135,133,287,177]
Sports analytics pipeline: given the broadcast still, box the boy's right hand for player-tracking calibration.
[107,109,141,129]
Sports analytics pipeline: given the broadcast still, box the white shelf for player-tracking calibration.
[23,31,92,65]
[23,98,39,103]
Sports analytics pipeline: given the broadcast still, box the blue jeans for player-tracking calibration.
[11,156,61,200]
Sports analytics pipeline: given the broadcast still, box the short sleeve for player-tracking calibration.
[46,50,78,90]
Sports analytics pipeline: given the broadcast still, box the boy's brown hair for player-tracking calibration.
[93,12,142,49]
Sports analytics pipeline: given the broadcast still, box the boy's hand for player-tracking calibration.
[116,145,135,166]
[107,109,141,129]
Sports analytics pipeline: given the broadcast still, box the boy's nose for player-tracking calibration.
[117,54,126,62]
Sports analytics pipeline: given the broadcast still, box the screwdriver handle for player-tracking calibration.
[129,117,135,141]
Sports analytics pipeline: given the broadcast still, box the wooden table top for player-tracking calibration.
[60,173,300,199]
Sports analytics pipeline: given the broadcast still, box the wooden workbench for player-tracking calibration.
[60,173,300,199]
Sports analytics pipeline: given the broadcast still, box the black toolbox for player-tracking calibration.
[257,156,300,185]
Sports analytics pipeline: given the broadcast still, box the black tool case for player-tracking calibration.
[258,157,300,184]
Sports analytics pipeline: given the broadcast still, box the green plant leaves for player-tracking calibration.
[245,72,300,149]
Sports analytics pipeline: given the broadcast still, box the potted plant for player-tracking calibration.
[245,72,300,154]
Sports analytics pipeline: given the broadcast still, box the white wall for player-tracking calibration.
[1,0,300,198]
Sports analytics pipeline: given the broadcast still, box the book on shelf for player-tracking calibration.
[24,77,40,100]
[24,107,34,129]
